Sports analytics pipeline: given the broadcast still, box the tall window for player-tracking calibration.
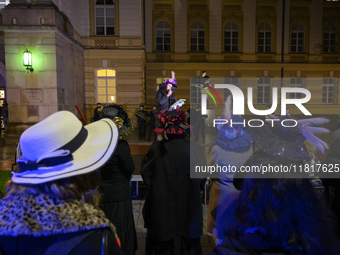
[257,77,272,104]
[224,77,239,99]
[190,77,202,104]
[258,22,272,53]
[291,23,305,53]
[96,69,116,104]
[322,78,337,104]
[224,22,239,52]
[95,0,115,36]
[290,78,305,99]
[156,20,171,51]
[324,23,337,53]
[190,21,205,52]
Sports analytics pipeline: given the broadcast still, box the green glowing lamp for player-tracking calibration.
[23,49,34,72]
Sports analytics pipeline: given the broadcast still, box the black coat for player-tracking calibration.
[156,89,177,113]
[141,138,206,242]
[99,139,135,202]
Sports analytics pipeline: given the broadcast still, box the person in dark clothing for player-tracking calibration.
[210,117,336,255]
[193,106,208,143]
[201,71,210,85]
[1,101,8,132]
[96,104,137,255]
[136,104,148,140]
[141,109,207,255]
[322,129,340,236]
[148,105,157,141]
[0,110,123,255]
[208,175,339,255]
[156,71,178,114]
[92,102,102,122]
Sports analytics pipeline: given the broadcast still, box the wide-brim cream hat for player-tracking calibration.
[12,110,119,184]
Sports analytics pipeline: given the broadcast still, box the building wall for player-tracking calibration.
[0,2,85,136]
[84,0,145,123]
[119,0,141,37]
[84,49,145,121]
[51,0,90,37]
[145,0,340,117]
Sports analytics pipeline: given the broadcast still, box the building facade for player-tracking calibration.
[0,0,339,136]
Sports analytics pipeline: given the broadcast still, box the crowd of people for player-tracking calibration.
[1,75,340,254]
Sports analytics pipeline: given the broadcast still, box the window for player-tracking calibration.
[190,21,205,52]
[324,23,337,53]
[290,78,305,99]
[322,78,337,104]
[291,23,305,53]
[257,77,272,104]
[224,77,239,99]
[190,77,202,104]
[96,69,116,104]
[155,20,171,51]
[258,22,272,53]
[95,0,115,36]
[224,22,239,52]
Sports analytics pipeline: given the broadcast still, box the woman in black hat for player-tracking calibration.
[95,104,137,255]
[141,109,207,255]
[136,104,148,140]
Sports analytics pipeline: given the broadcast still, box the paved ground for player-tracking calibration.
[0,129,216,254]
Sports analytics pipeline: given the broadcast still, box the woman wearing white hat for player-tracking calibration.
[0,111,123,255]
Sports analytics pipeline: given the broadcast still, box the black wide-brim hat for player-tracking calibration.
[99,104,134,139]
[249,119,310,161]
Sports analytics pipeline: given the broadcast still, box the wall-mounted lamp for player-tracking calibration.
[23,49,34,72]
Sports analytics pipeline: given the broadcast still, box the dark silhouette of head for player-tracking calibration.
[227,176,337,255]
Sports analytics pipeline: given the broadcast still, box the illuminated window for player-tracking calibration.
[190,77,203,104]
[257,77,272,104]
[95,0,115,35]
[258,22,272,53]
[156,20,171,51]
[190,21,205,52]
[224,22,239,52]
[95,69,116,104]
[291,23,305,53]
[322,78,338,104]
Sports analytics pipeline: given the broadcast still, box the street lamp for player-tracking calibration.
[23,49,34,72]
